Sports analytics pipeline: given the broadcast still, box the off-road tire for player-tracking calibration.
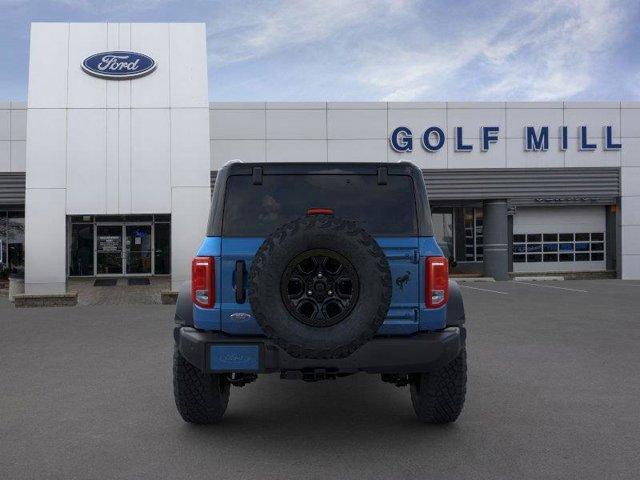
[410,347,467,424]
[173,346,230,424]
[249,215,392,359]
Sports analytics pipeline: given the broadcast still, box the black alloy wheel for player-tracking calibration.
[280,249,359,328]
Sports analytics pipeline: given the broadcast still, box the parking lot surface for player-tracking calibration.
[1,279,639,480]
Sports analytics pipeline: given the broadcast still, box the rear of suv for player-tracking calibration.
[173,162,467,424]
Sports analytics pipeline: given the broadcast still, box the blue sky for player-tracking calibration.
[1,0,639,101]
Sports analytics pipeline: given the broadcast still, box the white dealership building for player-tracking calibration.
[1,22,640,295]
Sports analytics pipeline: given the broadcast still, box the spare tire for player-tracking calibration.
[248,215,392,359]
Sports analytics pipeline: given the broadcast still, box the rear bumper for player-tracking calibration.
[175,326,465,375]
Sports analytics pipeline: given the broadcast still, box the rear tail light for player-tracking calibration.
[426,256,449,308]
[192,257,215,308]
[307,207,334,216]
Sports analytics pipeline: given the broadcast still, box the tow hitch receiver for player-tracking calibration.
[280,369,338,382]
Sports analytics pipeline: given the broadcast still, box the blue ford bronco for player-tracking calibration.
[173,162,467,424]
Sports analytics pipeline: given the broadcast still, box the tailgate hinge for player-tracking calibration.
[412,249,420,264]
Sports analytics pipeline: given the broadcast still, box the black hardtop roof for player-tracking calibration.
[207,161,432,236]
[218,161,423,176]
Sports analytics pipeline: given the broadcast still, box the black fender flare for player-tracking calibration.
[446,280,465,326]
[174,280,194,328]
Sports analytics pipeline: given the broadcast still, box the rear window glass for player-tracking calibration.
[222,174,418,236]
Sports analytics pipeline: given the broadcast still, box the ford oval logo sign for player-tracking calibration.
[82,51,156,80]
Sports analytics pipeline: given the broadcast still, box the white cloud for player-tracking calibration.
[207,0,630,101]
[208,0,412,66]
[358,0,627,101]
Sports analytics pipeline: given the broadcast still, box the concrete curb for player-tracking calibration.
[453,277,496,283]
[160,291,178,305]
[14,292,78,308]
[514,276,565,282]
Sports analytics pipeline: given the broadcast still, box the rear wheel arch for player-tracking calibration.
[174,280,194,328]
[446,280,465,327]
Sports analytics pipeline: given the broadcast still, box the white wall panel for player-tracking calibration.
[130,108,171,212]
[10,109,27,140]
[117,23,132,109]
[211,140,265,169]
[25,188,66,294]
[388,148,429,168]
[621,166,640,196]
[328,102,386,110]
[266,140,327,162]
[171,186,211,290]
[621,195,640,226]
[388,102,446,109]
[621,225,640,255]
[564,107,620,138]
[387,108,447,138]
[105,109,119,213]
[621,108,640,138]
[506,138,565,168]
[621,138,640,167]
[266,110,326,139]
[327,109,386,139]
[25,109,67,189]
[210,109,265,139]
[564,144,620,168]
[67,23,108,109]
[0,110,9,140]
[506,108,563,138]
[267,102,325,110]
[0,141,9,171]
[328,139,387,163]
[10,141,26,172]
[171,108,211,187]
[621,254,640,279]
[447,138,506,169]
[169,23,208,108]
[66,109,107,214]
[28,23,68,108]
[117,109,132,213]
[447,108,506,140]
[106,23,119,108]
[131,23,170,108]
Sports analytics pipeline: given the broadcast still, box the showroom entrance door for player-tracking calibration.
[125,225,152,275]
[95,223,153,276]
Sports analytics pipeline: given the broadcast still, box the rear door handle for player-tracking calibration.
[235,260,246,304]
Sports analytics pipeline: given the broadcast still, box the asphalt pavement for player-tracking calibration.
[1,279,639,479]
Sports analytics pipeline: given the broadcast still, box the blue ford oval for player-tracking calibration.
[82,51,156,79]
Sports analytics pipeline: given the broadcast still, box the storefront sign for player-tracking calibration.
[98,235,121,252]
[534,197,599,203]
[390,125,622,153]
[82,51,156,79]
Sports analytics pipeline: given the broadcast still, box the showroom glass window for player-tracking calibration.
[431,207,484,264]
[513,232,605,263]
[0,211,25,275]
[68,214,171,276]
[69,217,95,276]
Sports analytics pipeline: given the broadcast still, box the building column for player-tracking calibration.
[620,166,640,279]
[24,188,67,294]
[483,200,509,280]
